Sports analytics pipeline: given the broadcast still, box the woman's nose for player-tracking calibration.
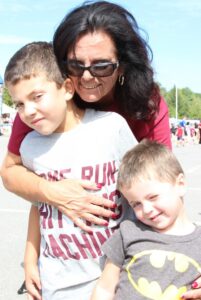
[82,69,94,80]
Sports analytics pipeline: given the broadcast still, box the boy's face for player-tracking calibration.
[8,75,72,135]
[121,175,186,234]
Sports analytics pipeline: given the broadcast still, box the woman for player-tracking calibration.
[2,3,201,298]
[2,1,170,229]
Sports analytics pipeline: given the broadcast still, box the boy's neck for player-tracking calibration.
[57,100,85,133]
[160,219,195,236]
[153,209,195,236]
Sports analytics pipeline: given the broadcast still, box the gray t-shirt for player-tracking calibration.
[20,109,137,300]
[103,219,201,300]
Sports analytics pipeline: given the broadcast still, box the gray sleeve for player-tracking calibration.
[102,229,125,267]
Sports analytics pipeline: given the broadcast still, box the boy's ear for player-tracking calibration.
[63,78,75,101]
[176,173,186,197]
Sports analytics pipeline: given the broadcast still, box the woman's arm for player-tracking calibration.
[24,205,42,300]
[7,113,33,155]
[90,259,120,300]
[1,151,116,232]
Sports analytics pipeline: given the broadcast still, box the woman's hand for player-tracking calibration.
[25,264,42,300]
[39,178,117,232]
[1,151,117,232]
[182,278,201,299]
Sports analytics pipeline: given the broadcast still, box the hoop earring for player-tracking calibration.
[118,74,125,86]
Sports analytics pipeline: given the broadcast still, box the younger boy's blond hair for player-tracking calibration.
[117,139,184,190]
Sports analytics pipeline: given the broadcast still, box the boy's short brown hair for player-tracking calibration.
[4,41,65,88]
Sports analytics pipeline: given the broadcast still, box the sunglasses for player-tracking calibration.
[65,60,119,77]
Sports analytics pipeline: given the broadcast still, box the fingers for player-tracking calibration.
[61,203,116,224]
[86,204,116,219]
[67,214,108,233]
[58,194,117,218]
[27,293,35,300]
[182,288,201,299]
[49,178,120,230]
[181,291,201,300]
[181,280,201,299]
[69,210,116,233]
[90,196,117,210]
[78,197,116,218]
[192,277,201,288]
[26,280,42,300]
[26,287,42,300]
[67,195,117,212]
[73,212,109,227]
[78,180,103,191]
[72,217,107,233]
[73,218,94,233]
[27,292,41,300]
[34,275,42,291]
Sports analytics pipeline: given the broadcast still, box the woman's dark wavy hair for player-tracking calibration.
[53,1,160,120]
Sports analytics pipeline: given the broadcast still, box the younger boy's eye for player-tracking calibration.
[133,202,141,208]
[130,201,141,208]
[149,195,158,201]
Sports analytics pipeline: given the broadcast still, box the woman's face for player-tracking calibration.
[67,31,121,104]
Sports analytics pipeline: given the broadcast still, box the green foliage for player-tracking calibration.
[2,87,13,107]
[160,85,201,120]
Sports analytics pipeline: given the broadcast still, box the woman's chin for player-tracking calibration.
[81,95,102,103]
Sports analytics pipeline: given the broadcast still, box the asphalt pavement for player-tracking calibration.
[0,136,30,300]
[0,135,201,300]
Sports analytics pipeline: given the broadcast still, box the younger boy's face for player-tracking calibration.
[8,75,70,135]
[121,176,186,234]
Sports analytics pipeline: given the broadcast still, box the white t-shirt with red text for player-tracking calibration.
[20,109,137,300]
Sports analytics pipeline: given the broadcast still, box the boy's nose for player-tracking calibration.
[142,202,153,216]
[24,103,36,116]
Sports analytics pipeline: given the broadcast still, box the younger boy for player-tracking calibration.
[91,139,201,300]
[4,42,137,300]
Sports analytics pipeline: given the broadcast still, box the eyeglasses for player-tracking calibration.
[65,60,119,77]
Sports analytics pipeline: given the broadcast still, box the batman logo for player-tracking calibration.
[126,250,201,300]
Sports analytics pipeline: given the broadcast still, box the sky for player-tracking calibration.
[0,0,201,93]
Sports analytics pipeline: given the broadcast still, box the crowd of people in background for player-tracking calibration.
[0,113,14,136]
[1,112,201,148]
[170,117,201,146]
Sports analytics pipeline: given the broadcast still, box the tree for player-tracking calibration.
[161,86,177,118]
[2,87,13,107]
[160,85,201,120]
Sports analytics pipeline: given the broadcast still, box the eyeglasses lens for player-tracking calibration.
[66,61,118,77]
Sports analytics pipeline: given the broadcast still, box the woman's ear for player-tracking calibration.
[176,173,186,197]
[63,78,75,101]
